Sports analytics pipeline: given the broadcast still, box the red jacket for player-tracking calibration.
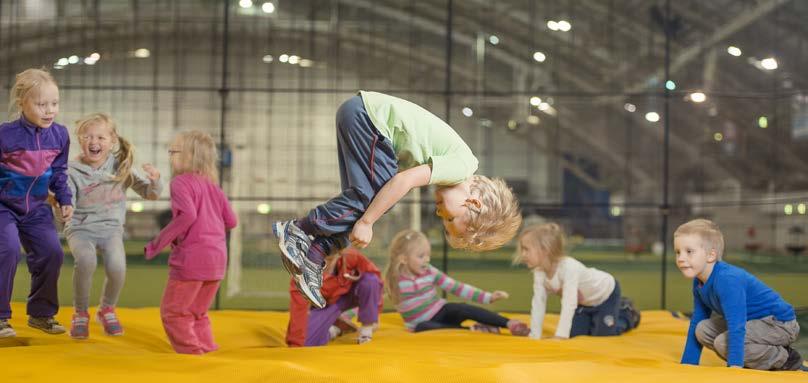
[285,248,383,347]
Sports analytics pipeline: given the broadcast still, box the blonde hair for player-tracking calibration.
[674,219,725,260]
[446,175,522,251]
[515,223,566,271]
[8,68,57,118]
[75,113,135,185]
[383,229,430,305]
[171,130,219,184]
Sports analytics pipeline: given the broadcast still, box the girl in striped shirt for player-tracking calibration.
[384,229,529,335]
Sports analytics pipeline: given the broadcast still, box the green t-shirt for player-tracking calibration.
[359,91,478,185]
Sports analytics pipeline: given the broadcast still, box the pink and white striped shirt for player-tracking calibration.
[396,265,492,331]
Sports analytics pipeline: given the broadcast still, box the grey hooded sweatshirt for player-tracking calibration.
[65,154,163,238]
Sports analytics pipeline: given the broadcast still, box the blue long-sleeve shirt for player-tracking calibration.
[0,117,72,215]
[681,261,795,367]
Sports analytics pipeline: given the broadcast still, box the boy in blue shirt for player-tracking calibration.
[674,219,805,371]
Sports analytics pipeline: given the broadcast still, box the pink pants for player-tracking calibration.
[160,279,221,354]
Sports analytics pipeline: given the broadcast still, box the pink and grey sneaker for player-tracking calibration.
[96,306,124,336]
[70,311,90,339]
[507,320,530,336]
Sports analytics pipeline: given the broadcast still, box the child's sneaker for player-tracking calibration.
[292,256,326,309]
[357,334,372,344]
[507,320,530,336]
[70,311,90,339]
[28,316,66,334]
[0,319,16,338]
[273,220,311,276]
[782,346,807,371]
[96,306,124,336]
[357,326,373,344]
[619,297,641,330]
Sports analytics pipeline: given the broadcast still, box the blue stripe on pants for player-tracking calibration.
[300,95,398,250]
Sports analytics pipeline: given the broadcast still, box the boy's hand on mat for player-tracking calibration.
[61,205,74,220]
[142,163,160,181]
[350,222,373,248]
[491,291,509,302]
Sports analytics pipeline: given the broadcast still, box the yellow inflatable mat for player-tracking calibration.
[1,303,804,382]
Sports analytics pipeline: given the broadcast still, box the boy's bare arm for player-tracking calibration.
[359,164,431,226]
[350,164,431,248]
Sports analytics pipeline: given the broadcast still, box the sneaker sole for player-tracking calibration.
[273,222,303,275]
[292,273,326,309]
[0,328,16,338]
[280,249,301,276]
[70,333,89,340]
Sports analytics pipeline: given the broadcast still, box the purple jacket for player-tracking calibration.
[0,117,72,215]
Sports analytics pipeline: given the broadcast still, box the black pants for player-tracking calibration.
[414,303,509,332]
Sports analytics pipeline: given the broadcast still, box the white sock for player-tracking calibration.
[328,325,342,340]
[359,325,373,338]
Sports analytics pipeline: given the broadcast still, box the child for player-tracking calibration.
[144,130,237,354]
[0,68,73,337]
[516,223,640,339]
[675,219,805,371]
[65,113,163,339]
[385,229,529,335]
[273,91,522,308]
[286,247,382,346]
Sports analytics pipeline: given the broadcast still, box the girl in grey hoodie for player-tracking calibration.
[65,113,163,339]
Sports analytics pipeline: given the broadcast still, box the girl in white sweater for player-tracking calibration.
[516,223,640,339]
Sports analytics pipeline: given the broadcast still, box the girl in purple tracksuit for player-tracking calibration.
[0,69,73,338]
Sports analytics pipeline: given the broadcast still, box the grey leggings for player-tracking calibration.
[67,231,126,312]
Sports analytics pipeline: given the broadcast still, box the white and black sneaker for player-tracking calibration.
[783,346,808,371]
[0,319,16,338]
[272,220,311,276]
[28,316,66,334]
[292,256,327,309]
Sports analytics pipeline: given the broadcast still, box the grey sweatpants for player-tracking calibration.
[296,95,399,263]
[695,314,800,370]
[67,231,126,312]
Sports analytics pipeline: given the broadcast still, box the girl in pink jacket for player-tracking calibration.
[144,130,237,354]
